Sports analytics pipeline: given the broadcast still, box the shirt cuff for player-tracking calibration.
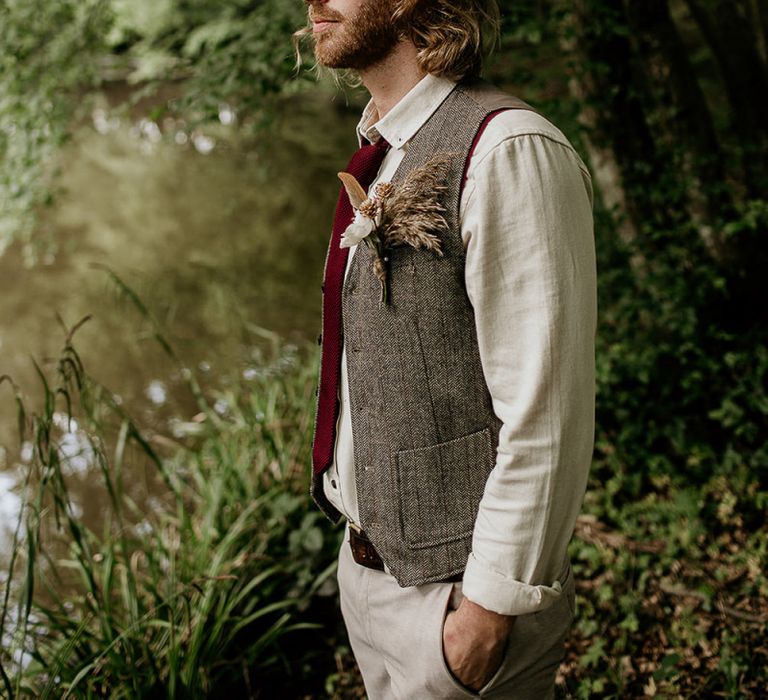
[462,552,565,617]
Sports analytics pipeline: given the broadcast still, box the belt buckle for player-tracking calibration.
[348,522,385,571]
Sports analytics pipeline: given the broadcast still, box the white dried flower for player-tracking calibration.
[340,212,376,249]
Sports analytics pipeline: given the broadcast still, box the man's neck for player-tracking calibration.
[360,40,426,121]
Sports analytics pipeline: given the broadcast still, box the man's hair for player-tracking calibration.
[393,0,501,81]
[293,0,501,82]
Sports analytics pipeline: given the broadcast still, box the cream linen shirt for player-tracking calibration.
[322,74,597,617]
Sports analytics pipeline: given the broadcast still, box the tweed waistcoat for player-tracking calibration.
[311,80,539,587]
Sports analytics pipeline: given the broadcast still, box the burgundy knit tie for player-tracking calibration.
[313,136,390,477]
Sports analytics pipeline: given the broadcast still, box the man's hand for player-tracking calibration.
[442,597,516,692]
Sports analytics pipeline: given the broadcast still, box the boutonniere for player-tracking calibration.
[338,153,453,305]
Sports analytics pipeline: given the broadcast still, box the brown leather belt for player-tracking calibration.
[348,524,386,570]
[348,523,463,583]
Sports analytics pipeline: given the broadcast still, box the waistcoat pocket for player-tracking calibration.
[395,426,494,549]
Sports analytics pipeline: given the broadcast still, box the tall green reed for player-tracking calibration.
[0,273,343,698]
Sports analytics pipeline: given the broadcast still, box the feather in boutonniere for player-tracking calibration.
[338,153,454,306]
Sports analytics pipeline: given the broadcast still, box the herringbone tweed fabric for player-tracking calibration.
[311,80,539,587]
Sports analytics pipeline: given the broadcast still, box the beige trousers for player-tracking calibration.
[336,524,575,699]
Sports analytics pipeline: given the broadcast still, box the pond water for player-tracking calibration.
[0,86,361,554]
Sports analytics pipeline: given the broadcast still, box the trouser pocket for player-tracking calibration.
[435,582,483,698]
[435,563,576,698]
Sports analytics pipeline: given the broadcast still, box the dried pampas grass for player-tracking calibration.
[378,153,454,255]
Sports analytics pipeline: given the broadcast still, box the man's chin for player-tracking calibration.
[312,39,335,67]
[314,54,340,69]
[313,48,351,70]
[312,33,397,71]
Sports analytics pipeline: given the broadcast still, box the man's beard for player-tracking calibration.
[312,0,401,71]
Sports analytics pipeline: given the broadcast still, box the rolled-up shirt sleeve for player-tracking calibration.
[459,128,597,617]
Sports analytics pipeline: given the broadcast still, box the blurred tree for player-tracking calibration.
[0,0,308,261]
[554,0,768,244]
[0,0,111,262]
[685,0,768,196]
[485,0,767,502]
[546,0,768,498]
[103,0,308,120]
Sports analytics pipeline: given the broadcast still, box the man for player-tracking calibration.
[301,1,596,697]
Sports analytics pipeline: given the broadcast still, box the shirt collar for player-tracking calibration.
[356,73,457,150]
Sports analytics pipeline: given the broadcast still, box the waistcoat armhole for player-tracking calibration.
[461,108,511,191]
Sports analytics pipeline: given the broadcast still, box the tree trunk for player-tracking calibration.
[684,0,768,196]
[558,19,637,247]
[559,0,683,242]
[623,0,736,254]
[747,0,768,67]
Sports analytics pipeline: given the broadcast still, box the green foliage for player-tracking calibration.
[105,0,308,120]
[0,0,310,257]
[0,0,111,261]
[0,283,345,698]
[592,196,768,506]
[565,192,768,695]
